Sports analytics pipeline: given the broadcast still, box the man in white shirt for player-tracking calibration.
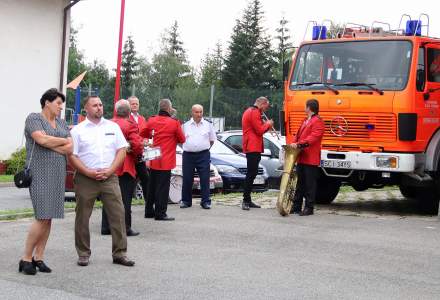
[180,104,216,209]
[69,96,135,267]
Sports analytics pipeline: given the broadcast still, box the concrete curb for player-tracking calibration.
[0,182,14,188]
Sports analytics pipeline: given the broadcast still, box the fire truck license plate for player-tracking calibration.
[321,160,351,169]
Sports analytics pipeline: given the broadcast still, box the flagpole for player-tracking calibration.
[114,0,126,115]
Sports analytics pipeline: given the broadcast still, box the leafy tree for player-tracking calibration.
[200,42,224,87]
[222,0,276,89]
[67,26,87,84]
[121,35,140,94]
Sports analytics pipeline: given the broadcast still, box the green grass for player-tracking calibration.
[0,198,146,221]
[0,175,13,183]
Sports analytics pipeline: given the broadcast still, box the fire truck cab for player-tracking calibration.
[284,15,440,212]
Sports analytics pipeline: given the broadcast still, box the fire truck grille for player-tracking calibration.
[288,112,396,142]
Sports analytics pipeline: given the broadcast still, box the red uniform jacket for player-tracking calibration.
[294,114,325,166]
[129,113,146,130]
[242,106,271,153]
[112,117,144,178]
[140,111,185,171]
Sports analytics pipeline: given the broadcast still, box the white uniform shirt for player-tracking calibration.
[182,118,216,152]
[71,117,128,169]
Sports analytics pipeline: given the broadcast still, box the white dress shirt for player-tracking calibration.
[71,117,128,169]
[131,112,139,124]
[182,118,216,152]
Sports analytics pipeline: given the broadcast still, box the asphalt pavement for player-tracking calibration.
[1,203,439,300]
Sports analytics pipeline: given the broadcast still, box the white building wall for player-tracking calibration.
[0,0,70,159]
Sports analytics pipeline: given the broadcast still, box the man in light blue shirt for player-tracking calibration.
[180,104,216,209]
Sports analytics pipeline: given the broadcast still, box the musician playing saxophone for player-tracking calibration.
[241,96,273,211]
[290,99,325,216]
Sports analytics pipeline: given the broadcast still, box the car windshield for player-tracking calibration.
[290,40,412,91]
[210,140,237,155]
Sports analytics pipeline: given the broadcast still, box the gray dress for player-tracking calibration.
[25,113,70,219]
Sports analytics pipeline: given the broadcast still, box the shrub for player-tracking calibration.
[6,147,26,174]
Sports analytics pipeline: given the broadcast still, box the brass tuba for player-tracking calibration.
[276,145,300,216]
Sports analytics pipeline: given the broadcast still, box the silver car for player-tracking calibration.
[217,130,285,189]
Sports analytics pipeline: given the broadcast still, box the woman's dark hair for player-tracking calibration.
[306,99,319,114]
[40,88,66,109]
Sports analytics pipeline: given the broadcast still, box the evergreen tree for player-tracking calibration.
[200,42,224,87]
[165,21,186,61]
[121,35,139,93]
[274,16,294,87]
[148,22,195,90]
[222,0,276,89]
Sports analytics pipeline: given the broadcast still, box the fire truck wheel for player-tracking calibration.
[315,176,341,204]
[398,185,418,198]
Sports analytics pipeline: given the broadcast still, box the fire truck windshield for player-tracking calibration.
[290,40,412,91]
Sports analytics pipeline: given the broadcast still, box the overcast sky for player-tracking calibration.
[71,0,439,71]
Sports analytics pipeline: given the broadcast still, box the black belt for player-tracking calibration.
[183,149,209,154]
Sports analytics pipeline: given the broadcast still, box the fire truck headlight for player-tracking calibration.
[376,156,398,169]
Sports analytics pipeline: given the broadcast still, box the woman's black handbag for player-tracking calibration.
[14,139,35,189]
[14,168,32,188]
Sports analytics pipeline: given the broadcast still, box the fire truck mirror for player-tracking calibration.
[283,61,290,81]
[416,69,426,92]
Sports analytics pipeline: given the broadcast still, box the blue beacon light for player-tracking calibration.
[312,25,327,40]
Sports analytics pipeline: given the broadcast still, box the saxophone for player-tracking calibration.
[276,145,300,216]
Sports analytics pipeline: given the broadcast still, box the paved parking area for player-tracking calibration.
[1,202,439,299]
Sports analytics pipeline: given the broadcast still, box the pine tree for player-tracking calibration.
[273,16,294,87]
[275,16,293,65]
[165,21,186,61]
[200,42,224,87]
[222,0,276,89]
[121,35,139,93]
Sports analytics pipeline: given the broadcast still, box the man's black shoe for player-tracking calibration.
[180,202,191,208]
[144,212,155,218]
[290,207,301,214]
[113,256,135,267]
[127,229,140,236]
[101,229,111,235]
[300,208,314,216]
[200,202,211,209]
[155,215,175,221]
[249,201,261,208]
[242,202,250,210]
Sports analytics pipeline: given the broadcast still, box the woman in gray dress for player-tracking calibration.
[19,88,72,275]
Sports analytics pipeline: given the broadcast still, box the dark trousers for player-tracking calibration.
[181,150,211,206]
[243,152,261,203]
[135,161,149,204]
[147,169,171,218]
[102,173,137,232]
[292,164,319,211]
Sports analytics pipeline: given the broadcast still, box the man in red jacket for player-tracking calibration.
[140,99,185,221]
[241,96,274,210]
[291,99,325,216]
[101,99,144,235]
[128,96,150,212]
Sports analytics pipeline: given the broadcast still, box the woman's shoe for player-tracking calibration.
[19,260,37,275]
[32,257,52,273]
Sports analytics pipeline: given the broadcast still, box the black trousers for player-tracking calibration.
[243,152,261,203]
[181,150,211,206]
[135,161,149,205]
[147,169,171,218]
[102,173,137,232]
[292,164,319,211]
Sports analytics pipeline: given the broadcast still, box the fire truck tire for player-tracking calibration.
[315,176,341,204]
[398,185,418,198]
